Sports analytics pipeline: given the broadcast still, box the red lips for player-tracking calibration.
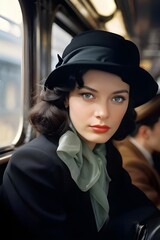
[90,125,110,133]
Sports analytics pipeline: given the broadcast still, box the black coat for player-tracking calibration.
[0,134,159,240]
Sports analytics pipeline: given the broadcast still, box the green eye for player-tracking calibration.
[113,96,125,103]
[81,93,94,99]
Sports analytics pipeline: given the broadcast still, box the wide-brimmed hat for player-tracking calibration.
[44,30,158,107]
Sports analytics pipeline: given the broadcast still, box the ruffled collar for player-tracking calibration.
[56,124,111,231]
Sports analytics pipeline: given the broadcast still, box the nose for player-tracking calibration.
[94,103,109,119]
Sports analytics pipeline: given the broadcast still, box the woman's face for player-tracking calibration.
[67,70,130,149]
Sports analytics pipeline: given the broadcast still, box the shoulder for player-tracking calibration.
[114,138,140,159]
[21,134,57,150]
[3,135,72,191]
[7,134,66,172]
[13,134,57,156]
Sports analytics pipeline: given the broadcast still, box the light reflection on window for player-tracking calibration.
[0,0,22,147]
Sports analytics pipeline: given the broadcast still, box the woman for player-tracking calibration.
[0,30,159,240]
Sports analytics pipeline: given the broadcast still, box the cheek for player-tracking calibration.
[149,132,160,151]
[152,128,160,141]
[68,100,86,121]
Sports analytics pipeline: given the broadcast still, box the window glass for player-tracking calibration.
[51,23,72,69]
[0,0,23,147]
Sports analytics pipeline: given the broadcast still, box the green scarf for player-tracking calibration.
[56,125,111,231]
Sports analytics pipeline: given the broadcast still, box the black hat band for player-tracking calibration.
[56,46,139,68]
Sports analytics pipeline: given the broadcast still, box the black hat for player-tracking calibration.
[44,30,158,107]
[135,94,160,123]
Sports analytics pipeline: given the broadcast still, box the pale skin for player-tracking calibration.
[66,70,130,150]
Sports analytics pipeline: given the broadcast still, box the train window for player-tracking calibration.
[0,0,23,148]
[51,23,72,69]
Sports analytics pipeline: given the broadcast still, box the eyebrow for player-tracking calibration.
[79,85,129,94]
[79,85,97,92]
[113,90,129,94]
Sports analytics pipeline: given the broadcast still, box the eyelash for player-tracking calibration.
[79,92,94,99]
[112,96,126,103]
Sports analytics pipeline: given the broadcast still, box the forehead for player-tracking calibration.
[82,70,130,90]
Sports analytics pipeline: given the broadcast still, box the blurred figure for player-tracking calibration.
[115,94,160,208]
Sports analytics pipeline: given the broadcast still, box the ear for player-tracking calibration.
[139,125,151,138]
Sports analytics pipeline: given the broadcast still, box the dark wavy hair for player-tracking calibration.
[29,68,136,141]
